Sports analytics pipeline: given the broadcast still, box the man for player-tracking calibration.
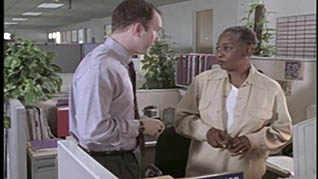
[69,0,165,178]
[174,26,292,179]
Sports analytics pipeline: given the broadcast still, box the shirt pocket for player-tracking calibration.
[247,108,273,130]
[248,108,273,120]
[198,100,221,126]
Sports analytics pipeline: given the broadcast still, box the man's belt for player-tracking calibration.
[78,144,134,156]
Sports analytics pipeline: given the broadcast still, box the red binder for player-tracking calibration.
[56,106,70,138]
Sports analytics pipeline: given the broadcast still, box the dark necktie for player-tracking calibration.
[128,61,145,154]
[128,61,140,119]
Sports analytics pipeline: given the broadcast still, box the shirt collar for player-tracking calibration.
[240,64,255,87]
[104,37,132,66]
[208,64,264,89]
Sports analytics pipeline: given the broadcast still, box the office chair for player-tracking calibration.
[154,126,191,178]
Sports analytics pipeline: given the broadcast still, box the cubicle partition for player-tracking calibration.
[37,44,82,73]
[37,43,101,73]
[293,117,316,178]
[251,57,316,124]
[7,99,27,179]
[58,139,117,179]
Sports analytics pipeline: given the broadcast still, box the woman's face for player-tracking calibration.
[216,32,250,72]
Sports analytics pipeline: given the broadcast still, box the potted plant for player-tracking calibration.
[4,40,63,128]
[241,0,276,57]
[138,37,181,129]
[141,39,178,89]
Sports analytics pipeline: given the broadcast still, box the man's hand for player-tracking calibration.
[140,116,165,137]
[228,135,251,157]
[206,127,232,149]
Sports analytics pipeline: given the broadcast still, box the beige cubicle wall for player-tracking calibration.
[136,89,182,119]
[57,73,183,116]
[251,57,316,124]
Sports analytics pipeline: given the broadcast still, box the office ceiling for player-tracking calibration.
[4,0,191,30]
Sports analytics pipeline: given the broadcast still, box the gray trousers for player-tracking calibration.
[90,151,140,179]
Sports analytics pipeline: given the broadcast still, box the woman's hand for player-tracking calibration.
[206,127,232,149]
[228,135,251,157]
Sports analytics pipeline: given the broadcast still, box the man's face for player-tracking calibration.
[216,32,250,72]
[135,11,162,54]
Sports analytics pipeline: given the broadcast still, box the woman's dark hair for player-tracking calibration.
[223,26,258,46]
[111,0,161,33]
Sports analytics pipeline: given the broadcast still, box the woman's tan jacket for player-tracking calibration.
[174,65,292,179]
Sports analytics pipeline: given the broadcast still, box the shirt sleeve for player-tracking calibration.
[174,77,211,141]
[246,87,292,150]
[74,64,140,148]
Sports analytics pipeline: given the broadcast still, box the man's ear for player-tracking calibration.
[131,23,144,37]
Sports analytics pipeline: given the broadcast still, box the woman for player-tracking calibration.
[174,26,292,179]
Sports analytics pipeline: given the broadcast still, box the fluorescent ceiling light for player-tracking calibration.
[37,3,64,8]
[12,18,28,21]
[5,22,18,25]
[22,12,43,16]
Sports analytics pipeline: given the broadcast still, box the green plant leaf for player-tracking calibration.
[242,0,276,57]
[140,39,177,89]
[4,40,63,104]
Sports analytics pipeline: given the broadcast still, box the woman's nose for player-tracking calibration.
[216,50,224,58]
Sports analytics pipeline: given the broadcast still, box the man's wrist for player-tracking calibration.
[139,120,145,134]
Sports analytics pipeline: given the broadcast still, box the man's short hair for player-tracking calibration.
[223,26,257,46]
[111,0,161,33]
